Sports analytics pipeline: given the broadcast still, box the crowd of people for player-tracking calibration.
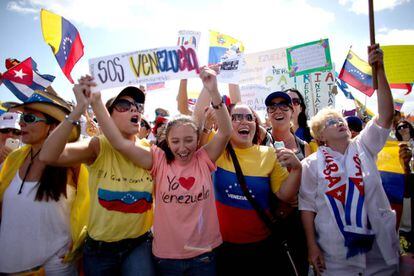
[0,44,413,276]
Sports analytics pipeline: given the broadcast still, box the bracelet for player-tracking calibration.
[65,115,80,126]
[211,99,224,109]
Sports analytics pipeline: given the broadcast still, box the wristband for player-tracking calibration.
[65,115,80,126]
[211,99,224,109]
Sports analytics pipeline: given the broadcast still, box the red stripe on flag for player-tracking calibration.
[339,69,375,97]
[63,34,84,83]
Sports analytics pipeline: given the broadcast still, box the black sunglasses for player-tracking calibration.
[231,113,254,122]
[0,128,22,135]
[20,114,49,124]
[266,102,291,113]
[113,99,144,113]
[397,124,409,131]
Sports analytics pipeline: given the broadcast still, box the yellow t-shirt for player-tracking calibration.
[87,136,154,242]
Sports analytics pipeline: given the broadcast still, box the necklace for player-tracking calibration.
[18,147,42,194]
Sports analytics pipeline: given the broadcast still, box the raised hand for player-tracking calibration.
[199,65,220,95]
[368,44,384,69]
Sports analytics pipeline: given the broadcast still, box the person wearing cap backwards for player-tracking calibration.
[299,45,399,275]
[0,90,85,275]
[40,79,155,275]
[0,112,21,167]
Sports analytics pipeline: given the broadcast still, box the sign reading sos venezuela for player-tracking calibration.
[89,45,200,91]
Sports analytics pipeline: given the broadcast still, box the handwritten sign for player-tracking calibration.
[217,54,244,84]
[382,45,414,83]
[89,46,200,91]
[286,39,332,77]
[177,30,201,50]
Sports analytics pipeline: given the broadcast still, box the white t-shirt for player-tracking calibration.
[299,119,399,268]
[0,172,75,273]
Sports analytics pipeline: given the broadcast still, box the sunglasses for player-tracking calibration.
[140,121,150,129]
[113,99,144,113]
[0,128,22,135]
[324,118,346,129]
[266,102,291,113]
[231,113,254,122]
[291,98,301,106]
[397,124,409,131]
[20,114,49,124]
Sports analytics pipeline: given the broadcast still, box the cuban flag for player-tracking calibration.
[1,57,55,101]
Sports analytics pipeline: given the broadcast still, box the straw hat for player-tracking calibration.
[13,90,80,142]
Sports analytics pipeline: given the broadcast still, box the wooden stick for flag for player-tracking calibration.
[368,0,378,89]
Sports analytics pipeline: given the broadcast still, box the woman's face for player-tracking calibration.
[19,109,51,145]
[319,115,351,144]
[230,105,256,148]
[167,123,198,165]
[267,97,293,129]
[397,123,411,141]
[111,96,142,137]
[286,91,302,121]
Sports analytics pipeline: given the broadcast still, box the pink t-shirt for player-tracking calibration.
[151,146,222,259]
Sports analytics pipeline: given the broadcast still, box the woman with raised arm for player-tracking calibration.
[0,91,84,275]
[89,65,232,275]
[39,84,155,276]
[299,44,399,275]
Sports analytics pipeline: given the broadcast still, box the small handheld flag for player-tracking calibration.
[40,9,84,83]
[0,57,55,101]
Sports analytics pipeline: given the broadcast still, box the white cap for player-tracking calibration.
[0,112,21,130]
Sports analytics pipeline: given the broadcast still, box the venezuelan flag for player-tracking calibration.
[208,30,244,65]
[394,98,404,111]
[377,141,405,220]
[339,50,375,97]
[40,9,84,84]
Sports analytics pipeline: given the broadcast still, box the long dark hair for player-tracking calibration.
[395,119,414,141]
[35,114,69,202]
[158,115,199,164]
[285,88,312,142]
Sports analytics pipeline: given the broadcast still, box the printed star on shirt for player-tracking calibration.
[14,69,27,79]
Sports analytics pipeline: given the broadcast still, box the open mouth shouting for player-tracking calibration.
[237,127,250,138]
[130,115,140,126]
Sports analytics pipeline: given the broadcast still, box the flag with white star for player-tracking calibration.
[0,57,55,101]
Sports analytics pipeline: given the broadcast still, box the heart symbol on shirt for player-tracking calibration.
[178,177,195,190]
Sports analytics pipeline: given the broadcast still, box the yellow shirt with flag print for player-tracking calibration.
[87,136,154,242]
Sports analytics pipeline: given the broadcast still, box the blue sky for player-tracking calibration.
[0,0,413,116]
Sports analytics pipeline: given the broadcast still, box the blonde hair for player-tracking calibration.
[309,107,343,144]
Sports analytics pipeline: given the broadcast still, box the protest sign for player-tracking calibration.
[382,45,414,83]
[209,30,244,64]
[89,46,200,91]
[217,54,244,84]
[238,42,336,118]
[177,30,201,50]
[286,39,332,77]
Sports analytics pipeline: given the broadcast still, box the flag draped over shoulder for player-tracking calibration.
[40,9,84,84]
[0,57,55,101]
[208,30,244,65]
[339,50,375,97]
